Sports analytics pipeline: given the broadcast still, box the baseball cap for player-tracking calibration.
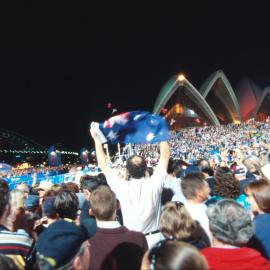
[36,220,89,269]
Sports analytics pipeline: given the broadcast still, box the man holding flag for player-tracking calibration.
[90,111,170,247]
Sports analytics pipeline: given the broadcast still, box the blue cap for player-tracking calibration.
[36,220,89,268]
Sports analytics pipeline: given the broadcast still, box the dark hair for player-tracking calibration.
[167,159,182,175]
[201,167,214,177]
[245,180,270,212]
[146,167,154,177]
[181,173,207,200]
[126,155,147,179]
[148,240,208,270]
[212,167,240,199]
[54,190,78,220]
[0,178,9,218]
[89,186,116,221]
[80,174,107,192]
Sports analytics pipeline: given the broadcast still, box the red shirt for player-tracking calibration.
[201,247,270,270]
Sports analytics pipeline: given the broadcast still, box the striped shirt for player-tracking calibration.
[0,225,33,270]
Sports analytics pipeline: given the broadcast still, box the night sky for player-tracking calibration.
[1,1,270,151]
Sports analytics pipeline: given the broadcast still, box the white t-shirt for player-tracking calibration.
[105,164,166,234]
[185,202,212,242]
[164,174,186,203]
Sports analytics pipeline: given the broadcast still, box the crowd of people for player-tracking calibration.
[0,120,270,269]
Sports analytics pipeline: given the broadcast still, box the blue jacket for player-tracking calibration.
[253,213,270,260]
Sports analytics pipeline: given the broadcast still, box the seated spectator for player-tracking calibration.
[181,173,212,242]
[36,219,90,270]
[89,186,148,270]
[201,199,270,270]
[0,180,33,270]
[159,201,210,249]
[246,180,270,260]
[141,240,209,270]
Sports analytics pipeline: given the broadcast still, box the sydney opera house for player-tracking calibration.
[153,70,270,129]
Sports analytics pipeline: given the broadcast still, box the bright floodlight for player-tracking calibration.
[178,74,185,82]
[50,151,56,156]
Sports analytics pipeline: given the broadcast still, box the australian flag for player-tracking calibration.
[91,111,170,144]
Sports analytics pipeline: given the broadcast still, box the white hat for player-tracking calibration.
[38,180,53,191]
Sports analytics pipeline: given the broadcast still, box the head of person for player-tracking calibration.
[143,240,208,270]
[0,178,10,220]
[201,166,214,177]
[245,179,270,213]
[126,155,147,179]
[233,165,248,181]
[24,194,40,213]
[80,174,107,199]
[89,186,116,221]
[15,182,29,198]
[243,156,260,174]
[43,196,58,220]
[9,189,25,209]
[207,199,253,246]
[198,159,210,170]
[61,182,80,193]
[167,159,182,177]
[159,201,196,240]
[0,178,9,194]
[36,181,53,198]
[36,220,90,270]
[54,190,79,220]
[181,173,210,203]
[213,167,240,199]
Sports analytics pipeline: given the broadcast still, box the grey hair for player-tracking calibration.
[207,199,253,246]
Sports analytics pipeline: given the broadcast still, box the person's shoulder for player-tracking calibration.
[0,229,33,246]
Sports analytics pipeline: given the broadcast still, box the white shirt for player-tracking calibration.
[96,221,121,229]
[164,175,186,203]
[184,202,212,242]
[105,164,166,234]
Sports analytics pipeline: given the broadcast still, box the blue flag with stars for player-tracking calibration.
[91,111,170,144]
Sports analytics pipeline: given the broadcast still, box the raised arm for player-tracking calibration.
[158,141,170,171]
[90,128,112,175]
